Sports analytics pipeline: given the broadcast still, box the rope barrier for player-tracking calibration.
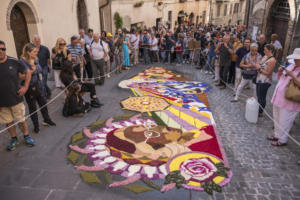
[0,66,119,134]
[203,59,300,146]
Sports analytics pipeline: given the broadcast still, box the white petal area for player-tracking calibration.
[112,124,123,129]
[103,128,114,133]
[159,165,168,176]
[135,120,143,125]
[94,145,106,150]
[124,121,134,127]
[144,166,157,178]
[127,165,142,177]
[146,119,155,124]
[92,139,106,144]
[112,161,128,171]
[100,156,117,165]
[92,151,110,158]
[180,171,192,181]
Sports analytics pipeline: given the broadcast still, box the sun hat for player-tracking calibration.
[287,48,300,60]
[107,32,113,37]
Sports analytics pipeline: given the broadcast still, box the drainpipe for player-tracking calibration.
[99,0,110,31]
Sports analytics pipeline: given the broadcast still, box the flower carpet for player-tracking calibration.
[67,67,232,195]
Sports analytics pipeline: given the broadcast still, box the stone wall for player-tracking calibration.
[1,0,101,58]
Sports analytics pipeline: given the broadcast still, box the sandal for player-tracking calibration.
[271,141,287,147]
[267,136,278,141]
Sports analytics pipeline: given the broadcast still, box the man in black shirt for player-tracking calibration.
[215,35,234,89]
[257,34,267,57]
[0,40,35,151]
[234,39,251,91]
[33,35,51,98]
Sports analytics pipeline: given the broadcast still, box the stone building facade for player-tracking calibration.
[247,0,300,57]
[1,0,101,58]
[100,0,211,34]
[210,0,247,26]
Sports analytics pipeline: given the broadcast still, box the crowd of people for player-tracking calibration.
[0,22,299,153]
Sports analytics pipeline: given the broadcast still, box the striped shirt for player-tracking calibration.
[67,43,83,65]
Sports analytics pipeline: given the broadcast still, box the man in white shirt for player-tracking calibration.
[89,33,109,85]
[271,33,283,61]
[150,33,160,63]
[131,30,140,65]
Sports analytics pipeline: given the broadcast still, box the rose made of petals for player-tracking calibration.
[180,158,217,182]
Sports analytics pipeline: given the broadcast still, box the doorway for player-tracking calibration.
[10,4,31,57]
[266,0,290,46]
[77,0,88,32]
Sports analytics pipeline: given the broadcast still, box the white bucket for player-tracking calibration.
[245,97,259,123]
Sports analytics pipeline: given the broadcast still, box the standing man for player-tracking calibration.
[271,33,283,62]
[33,35,51,99]
[142,30,150,64]
[67,35,83,79]
[89,33,109,85]
[0,40,35,151]
[131,30,140,66]
[257,34,267,57]
[85,29,94,46]
[215,35,234,89]
[234,38,251,91]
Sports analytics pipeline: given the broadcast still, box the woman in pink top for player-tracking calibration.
[268,48,300,146]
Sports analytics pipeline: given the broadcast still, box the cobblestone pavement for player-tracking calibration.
[0,63,299,200]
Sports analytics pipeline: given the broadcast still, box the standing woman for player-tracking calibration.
[114,28,124,73]
[268,49,300,146]
[122,33,131,70]
[232,43,262,102]
[254,44,276,117]
[20,43,56,133]
[52,38,70,88]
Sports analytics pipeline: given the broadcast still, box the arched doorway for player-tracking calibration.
[77,0,88,32]
[10,5,30,57]
[265,0,290,47]
[178,10,185,25]
[9,1,38,58]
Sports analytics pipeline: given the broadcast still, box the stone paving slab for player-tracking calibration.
[0,63,299,200]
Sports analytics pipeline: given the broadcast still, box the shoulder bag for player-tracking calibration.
[285,72,300,103]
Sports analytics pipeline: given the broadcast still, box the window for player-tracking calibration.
[168,11,172,22]
[234,3,239,13]
[224,4,227,16]
[217,5,221,17]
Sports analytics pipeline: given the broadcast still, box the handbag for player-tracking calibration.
[285,72,300,103]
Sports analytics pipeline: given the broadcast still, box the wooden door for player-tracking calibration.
[10,5,30,58]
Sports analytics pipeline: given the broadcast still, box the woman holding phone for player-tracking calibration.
[267,48,300,146]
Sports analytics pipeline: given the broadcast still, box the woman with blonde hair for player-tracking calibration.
[19,43,56,133]
[52,38,70,88]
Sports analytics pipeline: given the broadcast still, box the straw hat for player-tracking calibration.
[287,48,300,60]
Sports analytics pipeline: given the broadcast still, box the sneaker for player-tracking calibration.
[7,138,19,151]
[231,99,238,103]
[107,74,111,78]
[43,120,56,126]
[219,85,226,89]
[24,135,35,147]
[205,71,208,74]
[91,98,103,108]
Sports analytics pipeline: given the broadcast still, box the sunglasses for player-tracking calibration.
[0,48,6,51]
[59,43,66,46]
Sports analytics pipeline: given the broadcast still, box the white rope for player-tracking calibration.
[205,60,300,146]
[0,66,119,134]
